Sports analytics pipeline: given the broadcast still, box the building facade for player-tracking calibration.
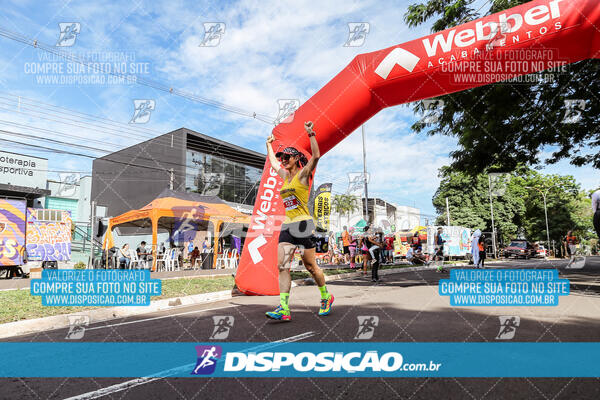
[91,127,266,217]
[44,176,92,224]
[0,150,50,206]
[330,197,421,233]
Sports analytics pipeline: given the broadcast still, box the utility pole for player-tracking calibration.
[88,201,95,268]
[488,175,498,258]
[445,197,450,226]
[169,168,174,190]
[361,124,369,224]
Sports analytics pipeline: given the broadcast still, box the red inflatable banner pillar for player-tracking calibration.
[236,0,600,295]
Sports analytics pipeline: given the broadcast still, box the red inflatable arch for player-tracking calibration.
[236,0,600,295]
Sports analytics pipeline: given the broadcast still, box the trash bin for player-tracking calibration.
[202,251,214,269]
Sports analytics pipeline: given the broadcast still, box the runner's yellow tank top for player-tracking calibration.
[280,172,313,224]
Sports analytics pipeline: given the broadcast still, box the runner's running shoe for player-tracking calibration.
[318,294,334,316]
[265,305,291,321]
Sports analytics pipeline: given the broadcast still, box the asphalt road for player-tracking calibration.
[3,257,600,399]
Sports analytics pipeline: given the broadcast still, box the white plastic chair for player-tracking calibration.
[215,249,230,269]
[228,248,238,269]
[129,250,146,269]
[165,248,181,271]
[157,250,170,271]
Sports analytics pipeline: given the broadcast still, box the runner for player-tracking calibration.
[264,121,334,322]
[592,189,600,240]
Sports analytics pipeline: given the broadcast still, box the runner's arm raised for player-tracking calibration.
[299,121,320,184]
[266,135,288,180]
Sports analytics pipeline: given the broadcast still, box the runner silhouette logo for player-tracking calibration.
[210,316,234,340]
[192,345,222,375]
[496,316,520,340]
[65,315,89,340]
[344,23,370,47]
[56,22,81,47]
[354,316,379,340]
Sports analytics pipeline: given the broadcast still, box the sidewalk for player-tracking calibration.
[0,268,237,291]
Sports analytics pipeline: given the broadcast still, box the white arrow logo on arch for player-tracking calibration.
[248,234,268,264]
[374,47,421,79]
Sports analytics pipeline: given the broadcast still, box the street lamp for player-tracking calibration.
[525,185,558,255]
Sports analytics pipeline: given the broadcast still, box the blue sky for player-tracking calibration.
[0,0,597,219]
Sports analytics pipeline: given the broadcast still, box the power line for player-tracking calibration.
[0,92,268,165]
[0,27,277,124]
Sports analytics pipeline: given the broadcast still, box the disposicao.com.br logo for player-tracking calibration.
[192,347,442,376]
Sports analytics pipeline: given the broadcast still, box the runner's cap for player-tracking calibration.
[275,147,303,159]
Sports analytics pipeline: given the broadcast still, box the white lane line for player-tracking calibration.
[64,331,317,400]
[85,305,239,331]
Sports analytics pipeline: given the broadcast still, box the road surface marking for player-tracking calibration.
[85,305,239,331]
[64,331,316,400]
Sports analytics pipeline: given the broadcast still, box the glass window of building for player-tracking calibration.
[186,150,261,205]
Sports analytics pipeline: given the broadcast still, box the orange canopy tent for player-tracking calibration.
[103,189,250,270]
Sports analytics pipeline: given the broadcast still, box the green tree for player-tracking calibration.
[331,194,360,228]
[433,167,525,244]
[405,0,600,173]
[433,166,594,245]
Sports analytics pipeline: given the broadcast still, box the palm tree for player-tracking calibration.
[331,194,345,230]
[332,194,361,230]
[345,195,360,227]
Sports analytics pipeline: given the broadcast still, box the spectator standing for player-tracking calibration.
[368,229,383,282]
[360,230,371,277]
[202,237,211,253]
[411,232,422,250]
[385,234,395,264]
[348,227,357,269]
[342,226,351,265]
[564,230,578,261]
[435,227,447,273]
[592,189,600,240]
[478,234,486,268]
[471,230,481,268]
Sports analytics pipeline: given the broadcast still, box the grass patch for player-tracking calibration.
[156,276,234,300]
[290,263,415,281]
[0,276,235,324]
[0,290,97,325]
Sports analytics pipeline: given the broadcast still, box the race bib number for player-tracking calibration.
[283,195,299,211]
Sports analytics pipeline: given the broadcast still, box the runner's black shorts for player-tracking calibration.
[279,219,316,249]
[343,245,350,254]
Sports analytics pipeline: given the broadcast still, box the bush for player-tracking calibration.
[74,261,87,269]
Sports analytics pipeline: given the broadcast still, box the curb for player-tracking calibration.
[0,290,232,339]
[0,271,235,292]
